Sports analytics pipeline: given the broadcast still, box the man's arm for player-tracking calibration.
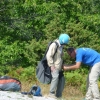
[63,62,81,71]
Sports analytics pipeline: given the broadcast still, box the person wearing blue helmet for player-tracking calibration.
[46,33,70,99]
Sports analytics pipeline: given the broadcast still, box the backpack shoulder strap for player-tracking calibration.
[43,41,59,58]
[43,41,53,57]
[53,41,59,57]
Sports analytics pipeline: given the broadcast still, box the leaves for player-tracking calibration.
[0,0,100,68]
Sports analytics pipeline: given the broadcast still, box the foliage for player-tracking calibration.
[24,39,44,66]
[5,66,37,82]
[64,68,88,94]
[0,0,100,67]
[0,40,25,66]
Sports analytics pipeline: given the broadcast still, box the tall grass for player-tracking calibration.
[21,81,84,100]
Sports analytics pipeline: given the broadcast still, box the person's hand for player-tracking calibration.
[63,66,67,70]
[50,66,56,72]
[63,65,70,71]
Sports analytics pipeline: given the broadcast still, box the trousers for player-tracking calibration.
[49,69,65,97]
[85,62,100,100]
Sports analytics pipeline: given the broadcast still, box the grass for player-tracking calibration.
[21,81,84,100]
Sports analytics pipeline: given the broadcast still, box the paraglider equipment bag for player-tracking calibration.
[0,76,21,91]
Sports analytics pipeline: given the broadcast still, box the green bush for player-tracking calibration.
[1,66,36,83]
[64,68,87,94]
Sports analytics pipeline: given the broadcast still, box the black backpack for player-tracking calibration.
[36,41,59,84]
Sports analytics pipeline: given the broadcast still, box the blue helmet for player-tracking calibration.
[59,33,70,45]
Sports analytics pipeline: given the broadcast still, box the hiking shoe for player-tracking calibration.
[48,93,57,99]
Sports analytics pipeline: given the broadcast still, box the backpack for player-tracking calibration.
[0,76,21,91]
[21,85,42,96]
[36,41,59,84]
